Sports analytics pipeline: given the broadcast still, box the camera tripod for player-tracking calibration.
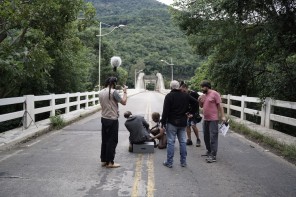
[19,107,38,130]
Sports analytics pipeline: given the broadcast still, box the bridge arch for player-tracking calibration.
[135,72,165,91]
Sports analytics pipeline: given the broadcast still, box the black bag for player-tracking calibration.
[172,117,187,127]
[194,113,202,123]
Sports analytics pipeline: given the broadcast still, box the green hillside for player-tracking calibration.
[86,0,200,86]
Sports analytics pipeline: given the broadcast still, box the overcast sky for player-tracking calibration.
[157,0,174,5]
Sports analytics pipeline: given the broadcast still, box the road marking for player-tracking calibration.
[145,102,150,120]
[0,150,23,163]
[147,153,155,197]
[147,101,155,197]
[131,101,155,197]
[131,154,143,197]
[27,140,41,147]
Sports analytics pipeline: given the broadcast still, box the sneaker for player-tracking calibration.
[101,162,107,167]
[181,163,187,167]
[201,151,210,157]
[106,163,121,168]
[152,139,158,148]
[206,156,216,163]
[196,139,201,147]
[186,139,193,145]
[163,161,172,168]
[128,145,133,152]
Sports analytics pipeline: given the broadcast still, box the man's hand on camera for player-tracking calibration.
[123,85,127,94]
[160,122,166,129]
[186,113,193,118]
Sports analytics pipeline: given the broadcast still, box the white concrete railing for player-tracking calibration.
[221,95,296,129]
[1,91,295,132]
[0,89,143,131]
[0,92,99,129]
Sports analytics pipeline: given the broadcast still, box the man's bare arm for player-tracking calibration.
[120,86,127,105]
[198,95,204,108]
[218,103,226,122]
[152,128,164,139]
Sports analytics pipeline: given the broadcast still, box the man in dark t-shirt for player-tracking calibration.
[180,83,201,147]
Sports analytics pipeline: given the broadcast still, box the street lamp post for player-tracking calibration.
[134,69,143,89]
[161,58,174,81]
[96,22,125,90]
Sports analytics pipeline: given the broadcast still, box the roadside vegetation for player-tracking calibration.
[49,111,65,130]
[230,119,296,165]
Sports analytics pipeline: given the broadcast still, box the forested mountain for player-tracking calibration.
[86,0,201,86]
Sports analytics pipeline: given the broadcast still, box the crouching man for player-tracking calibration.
[150,112,167,149]
[124,111,152,152]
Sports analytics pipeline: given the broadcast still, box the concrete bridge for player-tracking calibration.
[135,72,165,91]
[0,76,296,196]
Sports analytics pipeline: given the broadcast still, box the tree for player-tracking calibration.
[0,0,119,97]
[171,0,296,101]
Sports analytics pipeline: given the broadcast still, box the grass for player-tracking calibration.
[49,114,65,130]
[230,119,296,165]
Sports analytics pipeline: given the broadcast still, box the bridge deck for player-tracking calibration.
[0,91,295,197]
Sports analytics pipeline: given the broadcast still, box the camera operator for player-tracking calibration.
[98,77,127,168]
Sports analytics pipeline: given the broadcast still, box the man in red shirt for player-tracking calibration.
[198,80,226,163]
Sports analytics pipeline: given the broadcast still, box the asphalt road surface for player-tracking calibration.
[0,91,295,197]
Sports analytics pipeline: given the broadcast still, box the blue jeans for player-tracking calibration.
[165,123,187,165]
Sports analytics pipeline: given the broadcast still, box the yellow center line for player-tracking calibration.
[147,101,155,197]
[145,101,150,120]
[147,153,155,197]
[131,154,143,197]
[131,100,155,197]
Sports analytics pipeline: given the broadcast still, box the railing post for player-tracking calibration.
[92,91,96,106]
[24,95,35,129]
[227,94,231,116]
[98,90,101,105]
[241,95,247,120]
[260,99,266,126]
[77,92,80,110]
[65,93,70,114]
[265,97,273,129]
[85,93,89,108]
[50,94,55,117]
